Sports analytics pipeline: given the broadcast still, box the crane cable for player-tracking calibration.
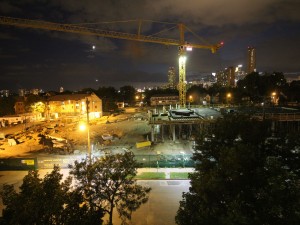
[185,25,212,46]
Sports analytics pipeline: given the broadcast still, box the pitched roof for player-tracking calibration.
[48,93,90,102]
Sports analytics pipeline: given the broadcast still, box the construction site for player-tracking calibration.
[0,104,224,168]
[1,16,300,170]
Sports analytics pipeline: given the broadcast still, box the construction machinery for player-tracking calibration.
[0,16,223,106]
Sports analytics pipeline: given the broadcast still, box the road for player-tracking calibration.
[109,180,190,225]
[0,169,191,225]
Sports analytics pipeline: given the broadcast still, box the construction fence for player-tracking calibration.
[0,154,195,170]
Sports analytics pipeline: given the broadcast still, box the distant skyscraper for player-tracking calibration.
[0,90,10,97]
[227,67,235,86]
[235,65,246,82]
[18,89,29,96]
[247,47,256,74]
[168,67,176,89]
[30,89,40,95]
[217,67,235,87]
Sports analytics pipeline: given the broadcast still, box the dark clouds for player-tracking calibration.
[0,0,300,91]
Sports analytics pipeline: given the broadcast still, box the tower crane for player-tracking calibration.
[0,16,223,106]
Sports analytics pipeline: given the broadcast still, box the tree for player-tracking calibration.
[1,166,104,225]
[176,115,300,225]
[24,94,46,113]
[30,101,46,114]
[186,85,207,104]
[0,95,15,116]
[96,86,118,100]
[69,152,151,225]
[236,72,288,104]
[119,85,136,105]
[285,80,300,102]
[144,88,178,105]
[94,86,119,112]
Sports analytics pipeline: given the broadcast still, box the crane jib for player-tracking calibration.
[0,15,223,107]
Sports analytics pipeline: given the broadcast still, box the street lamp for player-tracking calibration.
[188,95,193,108]
[79,122,91,163]
[226,93,232,105]
[79,97,91,163]
[271,92,277,105]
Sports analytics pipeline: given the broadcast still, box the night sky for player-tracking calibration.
[0,0,300,92]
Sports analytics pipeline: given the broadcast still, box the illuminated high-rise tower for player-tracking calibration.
[168,67,176,89]
[216,67,235,87]
[247,47,256,74]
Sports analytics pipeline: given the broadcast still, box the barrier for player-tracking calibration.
[1,154,195,170]
[0,158,37,171]
[136,141,151,148]
[135,154,194,168]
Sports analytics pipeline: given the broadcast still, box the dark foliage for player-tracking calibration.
[0,96,15,116]
[176,114,300,225]
[69,152,151,225]
[0,166,104,225]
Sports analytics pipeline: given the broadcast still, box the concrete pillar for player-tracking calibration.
[271,121,275,136]
[151,125,155,142]
[179,125,182,140]
[172,125,176,141]
[199,124,202,135]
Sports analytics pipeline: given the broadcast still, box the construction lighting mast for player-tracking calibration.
[0,16,223,107]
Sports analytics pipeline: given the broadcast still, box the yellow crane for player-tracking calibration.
[0,16,223,106]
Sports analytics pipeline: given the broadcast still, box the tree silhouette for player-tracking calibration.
[69,152,151,225]
[1,166,101,225]
[176,114,300,225]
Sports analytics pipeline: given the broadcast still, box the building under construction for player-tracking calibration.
[148,106,300,143]
[148,107,222,142]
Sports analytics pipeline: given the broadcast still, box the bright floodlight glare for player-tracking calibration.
[179,55,186,64]
[92,45,96,50]
[79,123,86,131]
[186,46,192,51]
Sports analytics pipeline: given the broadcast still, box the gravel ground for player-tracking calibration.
[0,110,194,158]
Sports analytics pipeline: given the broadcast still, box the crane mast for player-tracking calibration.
[178,24,187,107]
[0,16,223,107]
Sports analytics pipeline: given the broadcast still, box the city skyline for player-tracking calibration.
[0,0,300,92]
